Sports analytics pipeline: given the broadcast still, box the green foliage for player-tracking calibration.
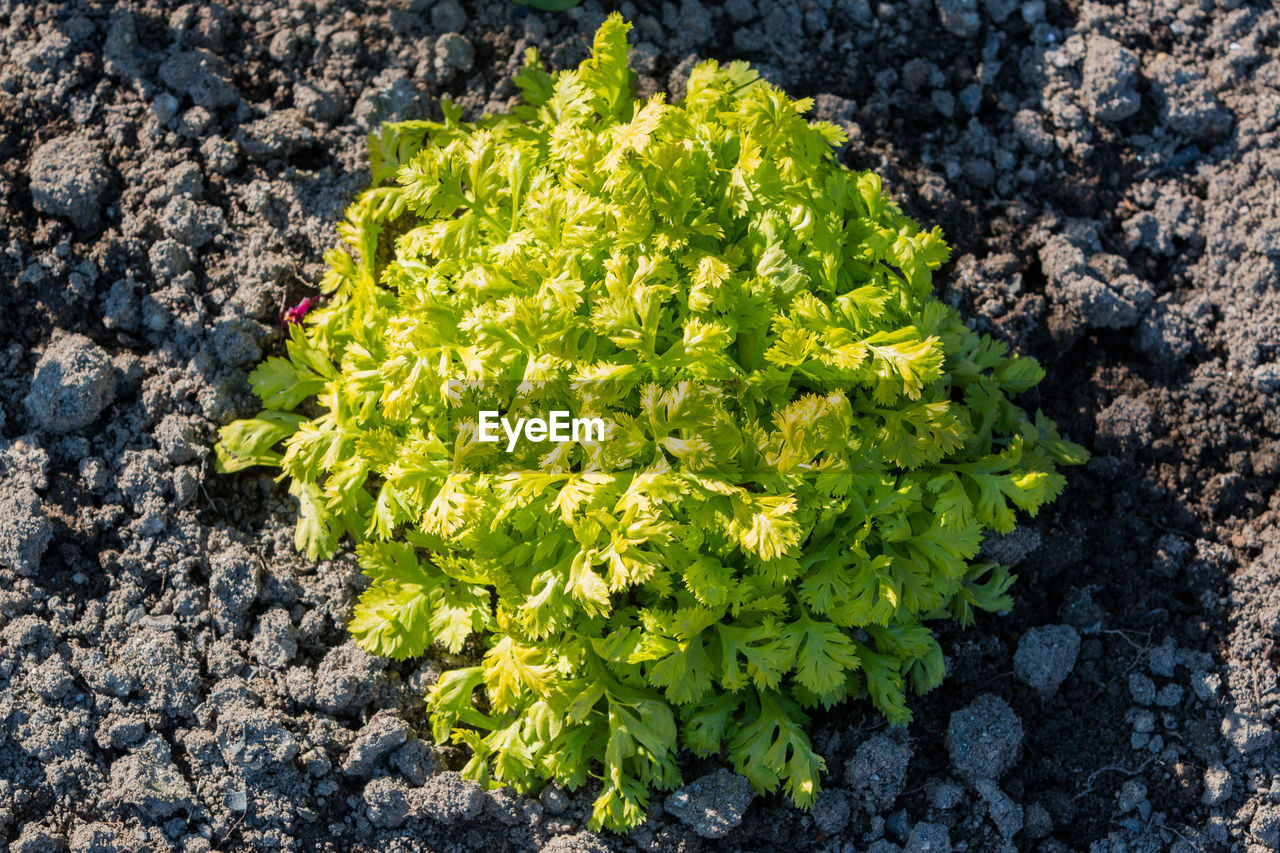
[216,14,1085,833]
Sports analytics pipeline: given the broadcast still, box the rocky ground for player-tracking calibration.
[1,0,1279,851]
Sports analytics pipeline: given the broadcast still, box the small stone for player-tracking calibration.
[24,333,117,433]
[225,789,247,812]
[177,106,213,137]
[1131,710,1155,734]
[664,768,755,839]
[974,779,1023,839]
[313,641,381,714]
[903,821,951,853]
[149,239,192,281]
[0,487,51,577]
[541,833,612,853]
[1148,54,1232,139]
[175,466,198,508]
[208,545,260,633]
[1013,625,1081,701]
[1147,638,1177,678]
[417,771,484,824]
[160,197,223,248]
[485,788,526,827]
[216,708,300,775]
[250,608,298,668]
[354,69,424,130]
[1023,802,1053,839]
[935,0,980,37]
[102,279,140,331]
[430,0,467,31]
[1059,587,1105,634]
[931,89,956,118]
[946,694,1024,783]
[1080,36,1141,121]
[434,33,474,78]
[29,136,112,230]
[1117,779,1147,814]
[1191,670,1220,702]
[1013,110,1055,156]
[1221,711,1273,754]
[268,30,298,63]
[1201,763,1232,806]
[159,49,239,109]
[342,711,410,777]
[240,110,315,160]
[103,10,146,78]
[926,778,964,810]
[846,732,912,811]
[392,738,435,786]
[364,777,412,829]
[109,734,197,820]
[199,136,240,175]
[1154,684,1184,707]
[957,84,982,114]
[155,413,200,464]
[539,785,569,815]
[1128,673,1157,705]
[294,81,347,124]
[1253,806,1280,848]
[811,788,851,835]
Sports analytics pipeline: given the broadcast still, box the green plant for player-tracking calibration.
[217,15,1085,832]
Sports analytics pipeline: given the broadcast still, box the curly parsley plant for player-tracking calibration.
[217,15,1085,832]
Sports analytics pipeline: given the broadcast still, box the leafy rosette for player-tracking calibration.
[217,14,1085,832]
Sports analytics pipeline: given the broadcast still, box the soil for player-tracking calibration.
[1,0,1278,852]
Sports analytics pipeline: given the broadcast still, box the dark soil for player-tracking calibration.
[2,0,1278,852]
